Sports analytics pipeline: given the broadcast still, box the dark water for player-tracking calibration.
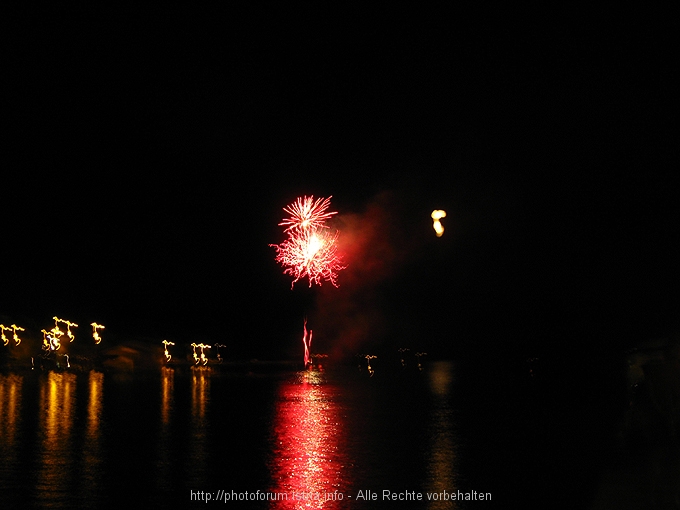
[0,359,674,509]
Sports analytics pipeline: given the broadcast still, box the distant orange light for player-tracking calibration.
[191,343,211,365]
[11,325,24,346]
[53,317,78,342]
[0,325,11,346]
[162,340,175,362]
[91,323,105,344]
[42,327,63,351]
[431,210,446,237]
[196,343,211,366]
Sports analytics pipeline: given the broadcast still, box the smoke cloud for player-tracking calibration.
[311,190,423,358]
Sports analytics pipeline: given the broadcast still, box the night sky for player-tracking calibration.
[3,7,677,360]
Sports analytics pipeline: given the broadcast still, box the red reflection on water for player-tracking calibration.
[270,371,350,509]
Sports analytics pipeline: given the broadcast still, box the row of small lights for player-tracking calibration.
[1,317,104,350]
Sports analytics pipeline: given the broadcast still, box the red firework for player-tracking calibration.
[272,228,345,288]
[279,195,338,233]
[270,197,345,288]
[271,196,346,288]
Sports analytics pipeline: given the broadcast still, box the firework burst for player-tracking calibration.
[271,196,345,288]
[279,195,338,233]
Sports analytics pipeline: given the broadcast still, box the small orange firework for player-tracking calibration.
[431,210,446,237]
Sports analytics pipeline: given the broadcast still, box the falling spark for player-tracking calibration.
[271,195,346,288]
[0,325,11,346]
[302,319,313,367]
[91,323,105,344]
[279,195,337,233]
[53,317,78,342]
[162,340,175,362]
[431,210,446,237]
[10,325,24,346]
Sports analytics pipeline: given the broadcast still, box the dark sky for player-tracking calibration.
[3,7,678,359]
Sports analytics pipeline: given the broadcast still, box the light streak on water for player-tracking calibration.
[425,361,460,509]
[269,371,350,509]
[36,371,77,508]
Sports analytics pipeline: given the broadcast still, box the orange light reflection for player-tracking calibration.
[0,373,23,459]
[188,366,211,485]
[425,362,459,509]
[36,371,77,507]
[161,366,174,426]
[82,371,104,503]
[156,366,176,494]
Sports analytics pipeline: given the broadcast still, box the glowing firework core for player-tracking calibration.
[431,210,446,237]
[271,195,346,288]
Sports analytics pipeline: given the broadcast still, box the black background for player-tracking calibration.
[3,6,677,360]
